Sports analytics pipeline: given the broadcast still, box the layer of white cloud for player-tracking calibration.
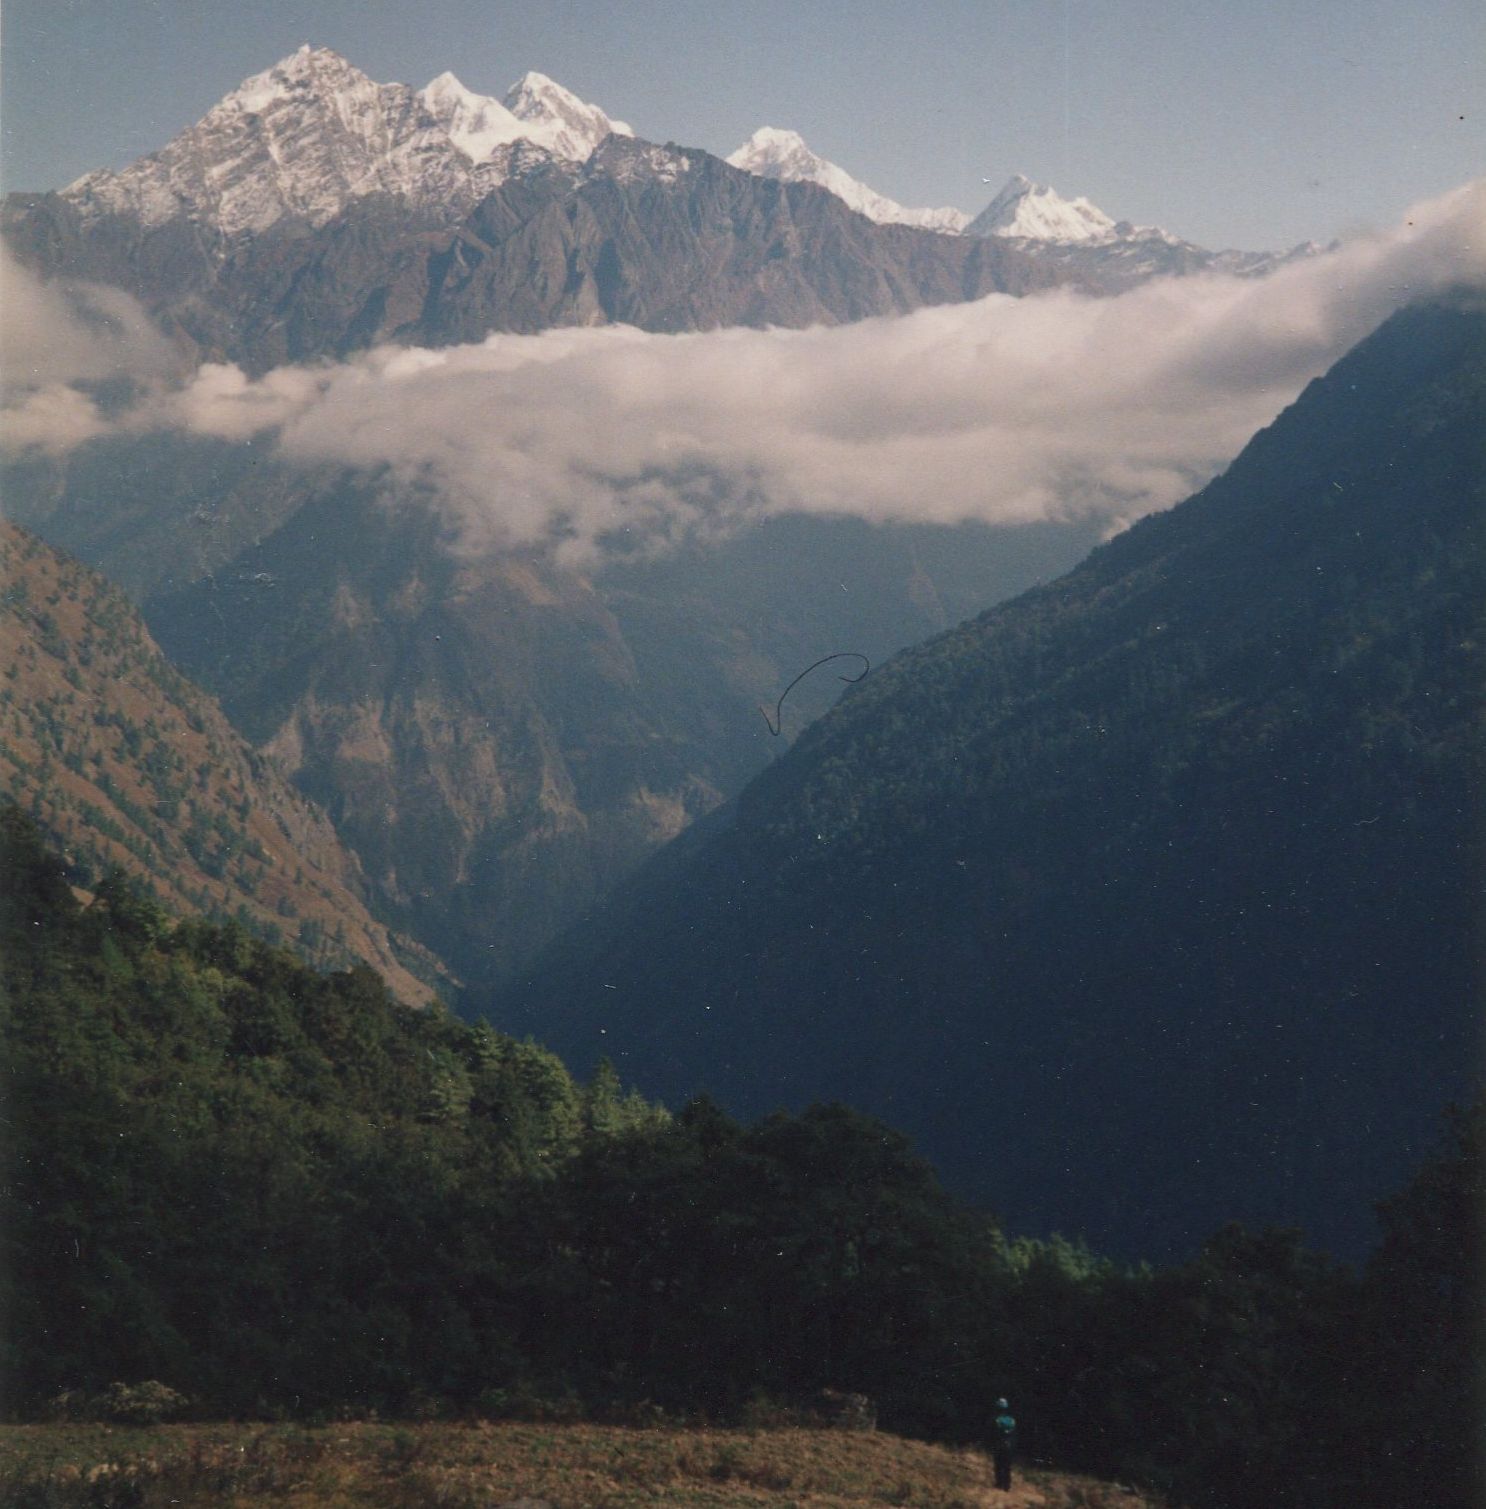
[0,246,180,454]
[4,182,1483,551]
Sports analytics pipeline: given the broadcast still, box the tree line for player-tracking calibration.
[1,803,1478,1508]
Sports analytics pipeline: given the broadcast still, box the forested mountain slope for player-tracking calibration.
[0,522,439,1002]
[499,296,1486,1258]
[3,809,1478,1508]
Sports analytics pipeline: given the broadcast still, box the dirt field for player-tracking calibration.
[0,1420,1164,1508]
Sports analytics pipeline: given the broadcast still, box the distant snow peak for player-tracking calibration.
[63,44,470,238]
[61,45,633,240]
[727,127,970,234]
[730,127,813,173]
[418,72,526,162]
[419,67,627,165]
[959,173,1311,279]
[967,174,1120,243]
[501,70,632,162]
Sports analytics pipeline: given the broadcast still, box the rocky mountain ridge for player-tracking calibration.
[4,131,1072,375]
[726,128,971,233]
[4,45,1317,383]
[60,45,629,241]
[728,130,1317,272]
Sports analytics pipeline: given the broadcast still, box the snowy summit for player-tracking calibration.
[724,133,1165,249]
[420,69,631,164]
[965,174,1122,243]
[727,128,970,234]
[62,45,631,239]
[54,43,1294,275]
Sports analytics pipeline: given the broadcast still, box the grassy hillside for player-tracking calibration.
[0,1421,1158,1509]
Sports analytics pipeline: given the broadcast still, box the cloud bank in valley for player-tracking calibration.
[4,182,1483,556]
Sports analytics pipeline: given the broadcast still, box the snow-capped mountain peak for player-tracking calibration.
[729,127,815,175]
[63,45,470,238]
[966,174,1119,243]
[419,68,628,164]
[958,173,1310,279]
[225,43,356,112]
[501,71,632,161]
[51,44,1300,284]
[726,127,969,234]
[60,47,634,239]
[418,72,527,162]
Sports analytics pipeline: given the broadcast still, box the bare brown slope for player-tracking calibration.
[0,520,441,1003]
[0,1421,1156,1509]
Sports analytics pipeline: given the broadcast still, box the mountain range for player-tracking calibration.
[48,43,1306,268]
[2,47,1309,378]
[1,43,1153,983]
[727,134,1317,277]
[2,44,1477,1264]
[496,295,1486,1258]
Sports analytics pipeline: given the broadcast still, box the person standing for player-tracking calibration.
[990,1397,1017,1491]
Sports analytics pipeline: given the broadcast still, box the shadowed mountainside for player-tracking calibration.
[497,296,1486,1258]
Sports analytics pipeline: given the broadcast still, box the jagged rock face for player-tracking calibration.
[0,520,439,1003]
[62,46,493,240]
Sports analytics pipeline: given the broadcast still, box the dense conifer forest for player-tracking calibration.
[2,805,1479,1508]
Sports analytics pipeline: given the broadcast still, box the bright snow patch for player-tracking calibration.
[966,175,1121,243]
[727,127,969,234]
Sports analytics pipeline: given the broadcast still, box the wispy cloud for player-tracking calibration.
[0,246,179,454]
[5,182,1483,552]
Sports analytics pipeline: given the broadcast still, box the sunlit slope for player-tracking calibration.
[0,522,439,1002]
[0,1422,1161,1509]
[501,296,1486,1258]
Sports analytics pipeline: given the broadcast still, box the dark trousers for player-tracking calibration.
[993,1446,1013,1490]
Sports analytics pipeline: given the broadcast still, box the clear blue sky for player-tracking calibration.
[3,0,1481,250]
